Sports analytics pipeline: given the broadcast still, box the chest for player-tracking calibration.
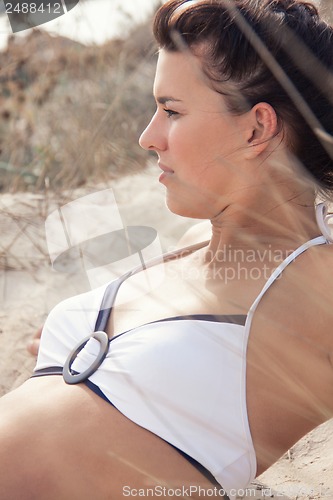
[106,258,264,337]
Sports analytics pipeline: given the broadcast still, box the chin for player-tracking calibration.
[165,194,210,220]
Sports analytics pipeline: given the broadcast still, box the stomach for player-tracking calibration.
[0,376,224,500]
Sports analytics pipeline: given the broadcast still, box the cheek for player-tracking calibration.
[169,126,217,173]
[169,117,240,185]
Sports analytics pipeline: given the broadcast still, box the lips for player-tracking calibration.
[159,163,174,174]
[158,163,174,183]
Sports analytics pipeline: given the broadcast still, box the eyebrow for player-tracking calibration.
[156,96,183,105]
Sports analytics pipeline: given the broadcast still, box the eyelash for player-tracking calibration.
[163,108,179,118]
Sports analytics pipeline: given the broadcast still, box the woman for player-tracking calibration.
[2,0,333,498]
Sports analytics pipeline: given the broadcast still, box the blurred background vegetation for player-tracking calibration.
[320,0,333,23]
[0,12,157,193]
[0,0,331,194]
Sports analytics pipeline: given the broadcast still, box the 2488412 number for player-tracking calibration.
[5,2,62,14]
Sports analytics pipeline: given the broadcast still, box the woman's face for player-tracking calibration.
[139,49,252,219]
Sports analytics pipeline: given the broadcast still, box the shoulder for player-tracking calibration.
[268,241,333,322]
[297,242,333,297]
[250,241,333,417]
[264,241,333,369]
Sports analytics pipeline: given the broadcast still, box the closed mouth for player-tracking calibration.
[159,163,174,174]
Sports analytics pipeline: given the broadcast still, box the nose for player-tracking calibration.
[139,111,166,152]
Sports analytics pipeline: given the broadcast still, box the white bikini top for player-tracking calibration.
[34,203,332,499]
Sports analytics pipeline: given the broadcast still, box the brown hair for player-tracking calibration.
[153,0,333,197]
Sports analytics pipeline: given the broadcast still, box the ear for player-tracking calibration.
[244,102,279,159]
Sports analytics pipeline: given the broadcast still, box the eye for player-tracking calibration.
[163,108,179,118]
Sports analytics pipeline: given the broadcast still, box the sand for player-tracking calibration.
[0,164,332,499]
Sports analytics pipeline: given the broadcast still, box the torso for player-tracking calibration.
[107,239,333,475]
[16,235,333,499]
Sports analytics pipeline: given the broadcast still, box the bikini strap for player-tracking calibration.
[247,235,327,320]
[247,202,333,318]
[94,239,210,332]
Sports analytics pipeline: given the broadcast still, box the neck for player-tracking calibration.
[204,190,319,267]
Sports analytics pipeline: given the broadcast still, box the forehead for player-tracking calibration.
[153,49,222,105]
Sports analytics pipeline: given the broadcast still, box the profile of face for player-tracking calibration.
[139,49,276,220]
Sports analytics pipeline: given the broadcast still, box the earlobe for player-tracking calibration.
[245,103,279,159]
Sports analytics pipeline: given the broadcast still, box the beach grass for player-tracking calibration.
[0,14,157,194]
